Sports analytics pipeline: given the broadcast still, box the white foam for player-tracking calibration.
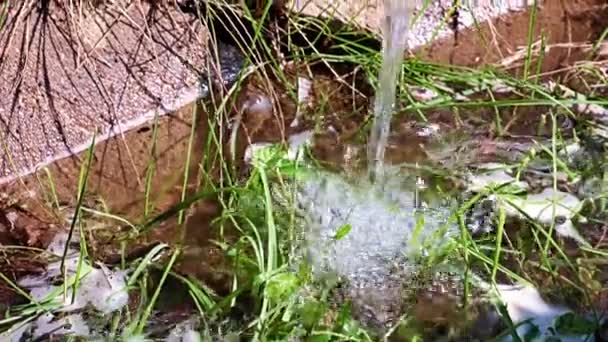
[502,188,587,245]
[14,232,130,339]
[496,285,594,342]
[467,164,528,192]
[166,318,202,342]
[33,313,90,339]
[74,265,130,314]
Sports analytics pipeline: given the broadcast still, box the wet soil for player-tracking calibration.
[420,0,608,74]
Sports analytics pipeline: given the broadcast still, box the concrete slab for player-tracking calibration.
[0,1,233,184]
[0,0,576,187]
[290,0,535,49]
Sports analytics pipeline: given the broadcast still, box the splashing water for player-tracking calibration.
[367,0,414,181]
[285,165,456,327]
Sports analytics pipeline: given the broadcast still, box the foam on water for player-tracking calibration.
[496,285,595,342]
[4,232,130,340]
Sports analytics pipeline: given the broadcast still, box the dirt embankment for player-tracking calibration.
[419,0,608,73]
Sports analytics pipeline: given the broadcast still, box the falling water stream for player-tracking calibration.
[367,0,414,181]
[284,0,460,328]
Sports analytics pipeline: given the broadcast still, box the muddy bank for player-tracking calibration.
[419,0,608,72]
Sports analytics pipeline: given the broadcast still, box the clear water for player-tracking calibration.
[367,0,413,181]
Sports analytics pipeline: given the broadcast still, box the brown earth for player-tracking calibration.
[419,0,608,74]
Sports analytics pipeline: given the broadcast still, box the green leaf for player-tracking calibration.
[299,300,327,329]
[496,302,523,342]
[306,334,330,342]
[265,272,300,302]
[408,213,425,257]
[252,144,283,169]
[554,312,596,335]
[522,323,541,342]
[333,224,352,240]
[333,302,362,337]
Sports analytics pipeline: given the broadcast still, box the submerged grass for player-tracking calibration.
[1,1,608,341]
